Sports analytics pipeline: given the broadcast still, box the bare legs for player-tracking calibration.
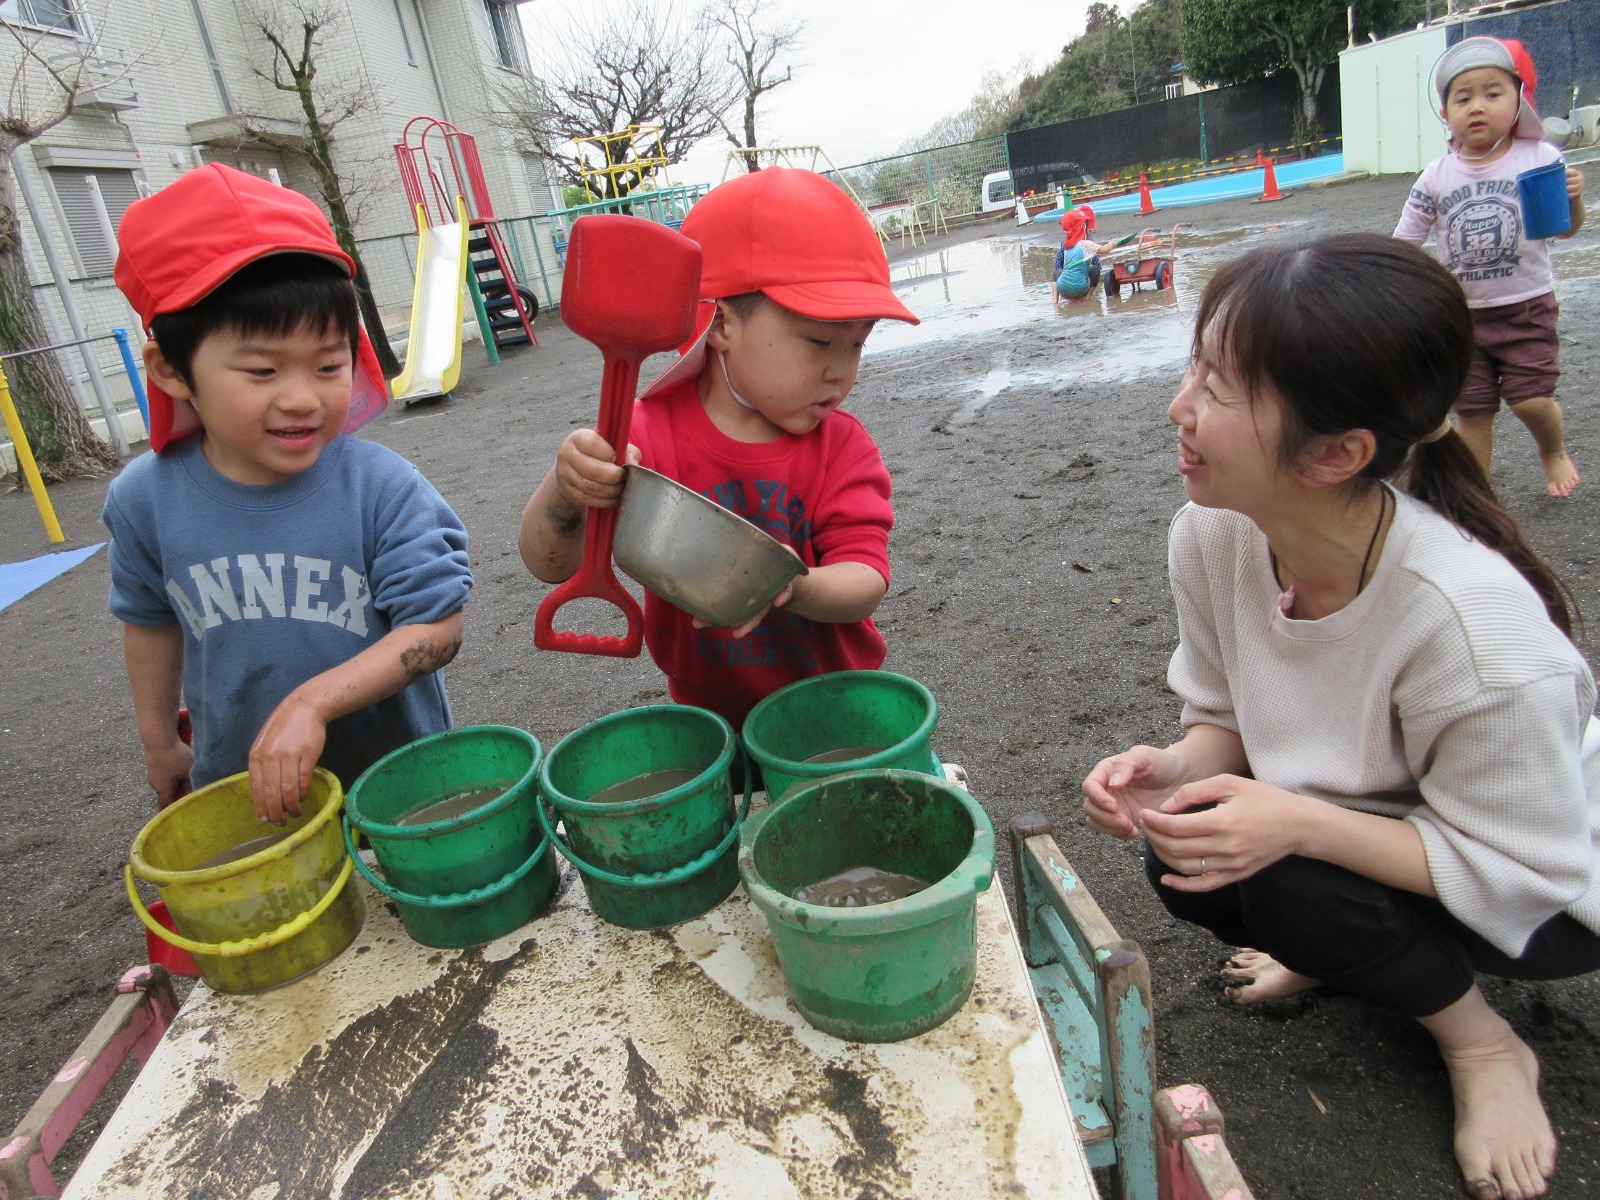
[1457,399,1580,498]
[1221,953,1556,1199]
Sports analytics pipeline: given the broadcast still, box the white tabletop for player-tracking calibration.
[68,858,1097,1199]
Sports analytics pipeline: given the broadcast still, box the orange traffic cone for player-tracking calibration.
[1138,171,1158,215]
[1253,151,1286,203]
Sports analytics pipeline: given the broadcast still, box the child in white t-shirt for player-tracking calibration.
[1394,35,1586,496]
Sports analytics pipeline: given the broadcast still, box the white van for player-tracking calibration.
[980,170,1015,213]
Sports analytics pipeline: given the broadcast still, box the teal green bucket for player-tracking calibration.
[343,725,557,949]
[738,769,994,1043]
[742,670,941,801]
[537,705,747,929]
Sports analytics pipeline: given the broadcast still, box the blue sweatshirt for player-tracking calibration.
[103,435,471,790]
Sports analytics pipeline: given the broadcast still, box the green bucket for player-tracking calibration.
[343,725,557,949]
[738,769,994,1043]
[742,670,941,801]
[537,705,748,929]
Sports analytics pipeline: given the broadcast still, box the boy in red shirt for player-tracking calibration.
[519,168,917,730]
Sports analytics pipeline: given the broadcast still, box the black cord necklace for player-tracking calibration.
[1269,487,1389,628]
[1356,487,1390,596]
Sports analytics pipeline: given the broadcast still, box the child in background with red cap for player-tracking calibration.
[1053,203,1104,306]
[1394,35,1587,497]
[104,164,472,823]
[519,167,917,733]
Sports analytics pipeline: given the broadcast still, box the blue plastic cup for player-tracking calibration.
[1518,162,1571,240]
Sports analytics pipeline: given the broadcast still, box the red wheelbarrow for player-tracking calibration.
[1103,224,1188,298]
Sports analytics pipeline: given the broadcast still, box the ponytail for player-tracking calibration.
[1397,431,1577,637]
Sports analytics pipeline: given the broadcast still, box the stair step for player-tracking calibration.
[495,334,531,347]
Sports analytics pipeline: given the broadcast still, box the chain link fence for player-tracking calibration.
[825,135,1009,222]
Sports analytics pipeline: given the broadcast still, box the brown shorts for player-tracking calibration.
[1455,292,1561,416]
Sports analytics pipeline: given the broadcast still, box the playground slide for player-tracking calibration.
[391,195,470,401]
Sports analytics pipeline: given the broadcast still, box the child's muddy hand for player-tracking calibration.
[555,429,631,509]
[146,739,195,808]
[692,582,791,639]
[248,697,326,824]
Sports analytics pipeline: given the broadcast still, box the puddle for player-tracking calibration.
[871,219,1339,427]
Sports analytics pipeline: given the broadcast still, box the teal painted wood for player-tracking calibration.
[1104,950,1159,1200]
[1028,960,1114,1164]
[1010,814,1162,1200]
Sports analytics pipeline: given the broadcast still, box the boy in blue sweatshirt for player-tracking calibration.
[104,164,472,822]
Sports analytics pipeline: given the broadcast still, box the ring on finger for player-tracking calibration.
[1199,857,1209,876]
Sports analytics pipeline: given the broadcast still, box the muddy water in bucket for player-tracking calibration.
[126,768,364,994]
[739,769,994,1042]
[538,705,745,929]
[344,726,554,950]
[743,670,941,801]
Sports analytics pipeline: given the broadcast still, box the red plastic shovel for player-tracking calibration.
[534,214,702,657]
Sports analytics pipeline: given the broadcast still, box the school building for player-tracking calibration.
[0,0,560,449]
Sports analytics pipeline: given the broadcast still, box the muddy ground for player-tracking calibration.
[3,168,1599,1198]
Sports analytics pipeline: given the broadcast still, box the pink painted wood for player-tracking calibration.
[1154,1084,1256,1200]
[0,966,178,1200]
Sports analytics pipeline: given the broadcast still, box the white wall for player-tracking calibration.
[1340,25,1450,176]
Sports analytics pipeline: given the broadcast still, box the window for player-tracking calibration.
[186,0,233,113]
[390,0,415,64]
[483,0,526,72]
[48,167,140,276]
[0,0,81,32]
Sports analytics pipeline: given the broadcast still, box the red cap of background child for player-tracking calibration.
[114,163,390,452]
[1061,204,1096,246]
[681,167,918,325]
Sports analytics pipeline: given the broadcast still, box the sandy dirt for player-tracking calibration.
[3,166,1599,1198]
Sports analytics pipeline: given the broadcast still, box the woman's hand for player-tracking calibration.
[1082,745,1191,839]
[1139,775,1315,890]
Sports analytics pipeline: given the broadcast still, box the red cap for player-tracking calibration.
[114,163,389,452]
[1061,204,1096,245]
[681,167,918,325]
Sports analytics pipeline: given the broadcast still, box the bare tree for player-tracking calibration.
[0,4,125,480]
[701,0,804,173]
[507,0,738,200]
[243,1,400,378]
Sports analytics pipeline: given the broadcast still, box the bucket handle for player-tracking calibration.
[125,855,355,959]
[538,761,751,889]
[340,816,553,909]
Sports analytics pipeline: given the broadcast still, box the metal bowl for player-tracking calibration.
[613,466,808,628]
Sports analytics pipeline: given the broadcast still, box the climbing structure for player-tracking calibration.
[720,145,886,247]
[574,124,670,200]
[394,116,537,352]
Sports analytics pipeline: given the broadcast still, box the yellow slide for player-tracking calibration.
[390,195,470,401]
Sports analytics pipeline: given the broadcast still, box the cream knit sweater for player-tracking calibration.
[1168,492,1600,957]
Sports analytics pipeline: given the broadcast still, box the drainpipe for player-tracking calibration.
[413,0,454,124]
[10,149,130,454]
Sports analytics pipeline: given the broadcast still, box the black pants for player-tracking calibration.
[1145,844,1600,1017]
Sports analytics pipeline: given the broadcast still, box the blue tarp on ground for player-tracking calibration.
[1035,153,1348,221]
[0,542,105,612]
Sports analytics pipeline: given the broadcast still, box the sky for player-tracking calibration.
[520,0,1099,187]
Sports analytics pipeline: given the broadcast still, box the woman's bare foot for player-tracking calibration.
[1541,449,1580,498]
[1219,949,1320,1005]
[1420,990,1558,1200]
[1442,1030,1556,1200]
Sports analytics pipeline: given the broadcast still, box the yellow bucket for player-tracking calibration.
[126,768,364,994]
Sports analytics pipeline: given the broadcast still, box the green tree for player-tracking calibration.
[1177,0,1414,137]
[1008,0,1181,129]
